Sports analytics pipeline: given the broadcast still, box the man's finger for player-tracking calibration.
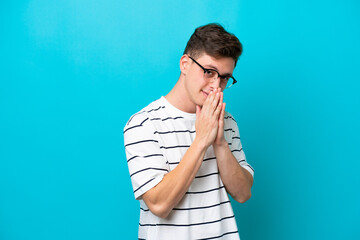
[219,91,223,105]
[202,90,214,113]
[221,102,226,120]
[218,102,226,134]
[210,90,221,112]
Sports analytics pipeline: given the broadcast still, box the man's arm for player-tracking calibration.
[141,90,223,218]
[213,141,253,203]
[141,139,206,218]
[213,92,253,203]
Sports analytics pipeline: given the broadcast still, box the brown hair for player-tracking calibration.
[183,23,243,66]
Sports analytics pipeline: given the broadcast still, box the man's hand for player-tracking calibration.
[213,92,227,146]
[195,88,223,148]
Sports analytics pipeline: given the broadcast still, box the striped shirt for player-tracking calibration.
[123,96,254,240]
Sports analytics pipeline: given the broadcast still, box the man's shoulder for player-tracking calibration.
[224,111,237,125]
[123,98,165,131]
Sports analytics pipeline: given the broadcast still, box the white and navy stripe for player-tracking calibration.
[124,96,254,240]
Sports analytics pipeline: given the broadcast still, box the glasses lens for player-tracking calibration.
[203,69,236,89]
[224,78,235,89]
[204,69,218,80]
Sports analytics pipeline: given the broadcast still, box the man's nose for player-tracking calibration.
[209,76,221,90]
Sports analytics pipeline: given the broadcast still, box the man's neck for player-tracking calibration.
[165,77,196,114]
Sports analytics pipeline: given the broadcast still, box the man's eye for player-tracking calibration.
[221,76,230,82]
[204,70,215,77]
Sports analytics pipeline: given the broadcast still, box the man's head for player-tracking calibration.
[170,23,243,113]
[183,23,242,66]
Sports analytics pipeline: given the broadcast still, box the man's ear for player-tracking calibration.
[180,54,190,75]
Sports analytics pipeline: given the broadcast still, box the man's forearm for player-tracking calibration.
[141,138,207,218]
[213,142,253,203]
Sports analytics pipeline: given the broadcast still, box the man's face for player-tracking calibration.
[182,53,235,107]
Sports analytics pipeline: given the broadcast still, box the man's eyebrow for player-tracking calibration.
[204,64,232,76]
[203,64,219,71]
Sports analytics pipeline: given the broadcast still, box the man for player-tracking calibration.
[123,23,254,240]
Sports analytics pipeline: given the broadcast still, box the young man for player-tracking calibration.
[124,23,254,240]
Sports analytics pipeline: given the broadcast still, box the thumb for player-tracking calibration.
[196,105,201,118]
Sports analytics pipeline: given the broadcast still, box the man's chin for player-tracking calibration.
[196,99,205,108]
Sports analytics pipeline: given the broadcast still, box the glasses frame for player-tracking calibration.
[188,56,237,89]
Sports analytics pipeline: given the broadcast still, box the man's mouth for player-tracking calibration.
[201,90,209,97]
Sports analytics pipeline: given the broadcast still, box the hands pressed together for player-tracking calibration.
[195,88,227,149]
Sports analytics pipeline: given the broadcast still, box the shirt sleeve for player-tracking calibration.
[123,113,170,200]
[225,113,255,177]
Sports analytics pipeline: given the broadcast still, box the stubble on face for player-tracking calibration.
[198,57,235,102]
[184,70,208,108]
[181,54,235,111]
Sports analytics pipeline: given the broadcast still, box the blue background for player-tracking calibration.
[1,0,359,239]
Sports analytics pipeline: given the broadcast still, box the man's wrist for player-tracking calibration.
[213,140,229,151]
[193,137,210,152]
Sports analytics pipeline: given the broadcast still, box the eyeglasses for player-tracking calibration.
[189,56,237,89]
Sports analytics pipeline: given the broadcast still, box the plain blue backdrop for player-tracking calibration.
[1,0,359,239]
